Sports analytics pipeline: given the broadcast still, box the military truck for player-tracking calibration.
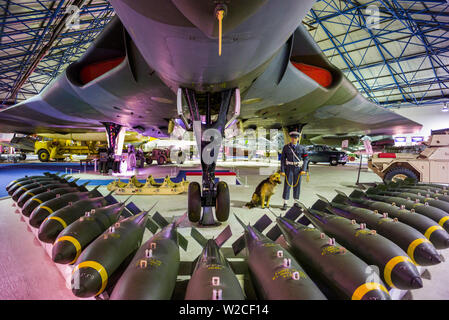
[368,131,449,183]
[35,140,98,162]
[145,148,186,165]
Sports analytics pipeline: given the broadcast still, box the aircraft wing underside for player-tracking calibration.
[0,15,421,137]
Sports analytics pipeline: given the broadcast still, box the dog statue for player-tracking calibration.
[245,172,282,209]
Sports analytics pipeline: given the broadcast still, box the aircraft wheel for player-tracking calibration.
[188,182,201,222]
[215,181,230,222]
[38,149,50,162]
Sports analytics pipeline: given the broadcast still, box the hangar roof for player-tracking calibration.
[305,0,449,108]
[0,0,448,109]
[0,0,114,106]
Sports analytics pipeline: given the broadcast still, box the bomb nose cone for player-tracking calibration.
[52,241,77,264]
[12,192,22,202]
[38,219,64,243]
[361,289,391,300]
[71,284,89,298]
[53,253,63,263]
[414,242,442,266]
[429,230,449,250]
[22,206,32,217]
[71,267,103,298]
[433,254,443,264]
[29,211,44,228]
[411,276,423,289]
[390,260,422,290]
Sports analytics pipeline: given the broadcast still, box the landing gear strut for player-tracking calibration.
[100,122,125,174]
[178,87,240,226]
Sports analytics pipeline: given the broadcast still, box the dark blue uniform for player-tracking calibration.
[280,143,308,200]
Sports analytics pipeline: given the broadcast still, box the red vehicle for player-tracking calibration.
[146,148,186,165]
[146,148,170,165]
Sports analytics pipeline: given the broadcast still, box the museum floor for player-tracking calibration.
[1,161,448,300]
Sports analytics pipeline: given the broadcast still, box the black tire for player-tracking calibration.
[312,162,317,164]
[20,153,26,161]
[188,182,202,222]
[146,158,153,165]
[37,149,50,162]
[215,181,230,222]
[384,167,418,182]
[157,156,165,165]
[341,162,346,166]
[330,158,338,166]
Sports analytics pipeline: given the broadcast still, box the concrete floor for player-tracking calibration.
[1,161,449,299]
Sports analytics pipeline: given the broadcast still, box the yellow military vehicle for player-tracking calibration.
[34,140,99,162]
[368,131,449,183]
[34,132,152,162]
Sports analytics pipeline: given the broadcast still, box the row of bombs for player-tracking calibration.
[6,174,449,300]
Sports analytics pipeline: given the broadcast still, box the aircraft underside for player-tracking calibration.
[0,0,422,225]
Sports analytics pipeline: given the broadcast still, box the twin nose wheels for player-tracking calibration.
[187,181,230,224]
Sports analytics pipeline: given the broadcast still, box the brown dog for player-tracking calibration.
[245,172,282,209]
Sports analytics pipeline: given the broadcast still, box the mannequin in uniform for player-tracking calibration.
[280,131,309,210]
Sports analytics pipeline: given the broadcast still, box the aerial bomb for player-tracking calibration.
[8,175,68,196]
[38,191,114,243]
[303,202,423,290]
[401,187,449,203]
[185,225,244,300]
[17,178,80,207]
[394,180,449,191]
[29,186,101,227]
[233,214,327,300]
[266,210,391,300]
[351,189,449,250]
[5,172,57,191]
[52,201,129,264]
[71,209,154,298]
[21,182,89,217]
[11,177,74,202]
[110,212,188,300]
[329,192,441,266]
[386,187,449,214]
[366,189,449,244]
[398,185,449,200]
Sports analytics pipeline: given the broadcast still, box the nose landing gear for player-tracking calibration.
[179,87,240,226]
